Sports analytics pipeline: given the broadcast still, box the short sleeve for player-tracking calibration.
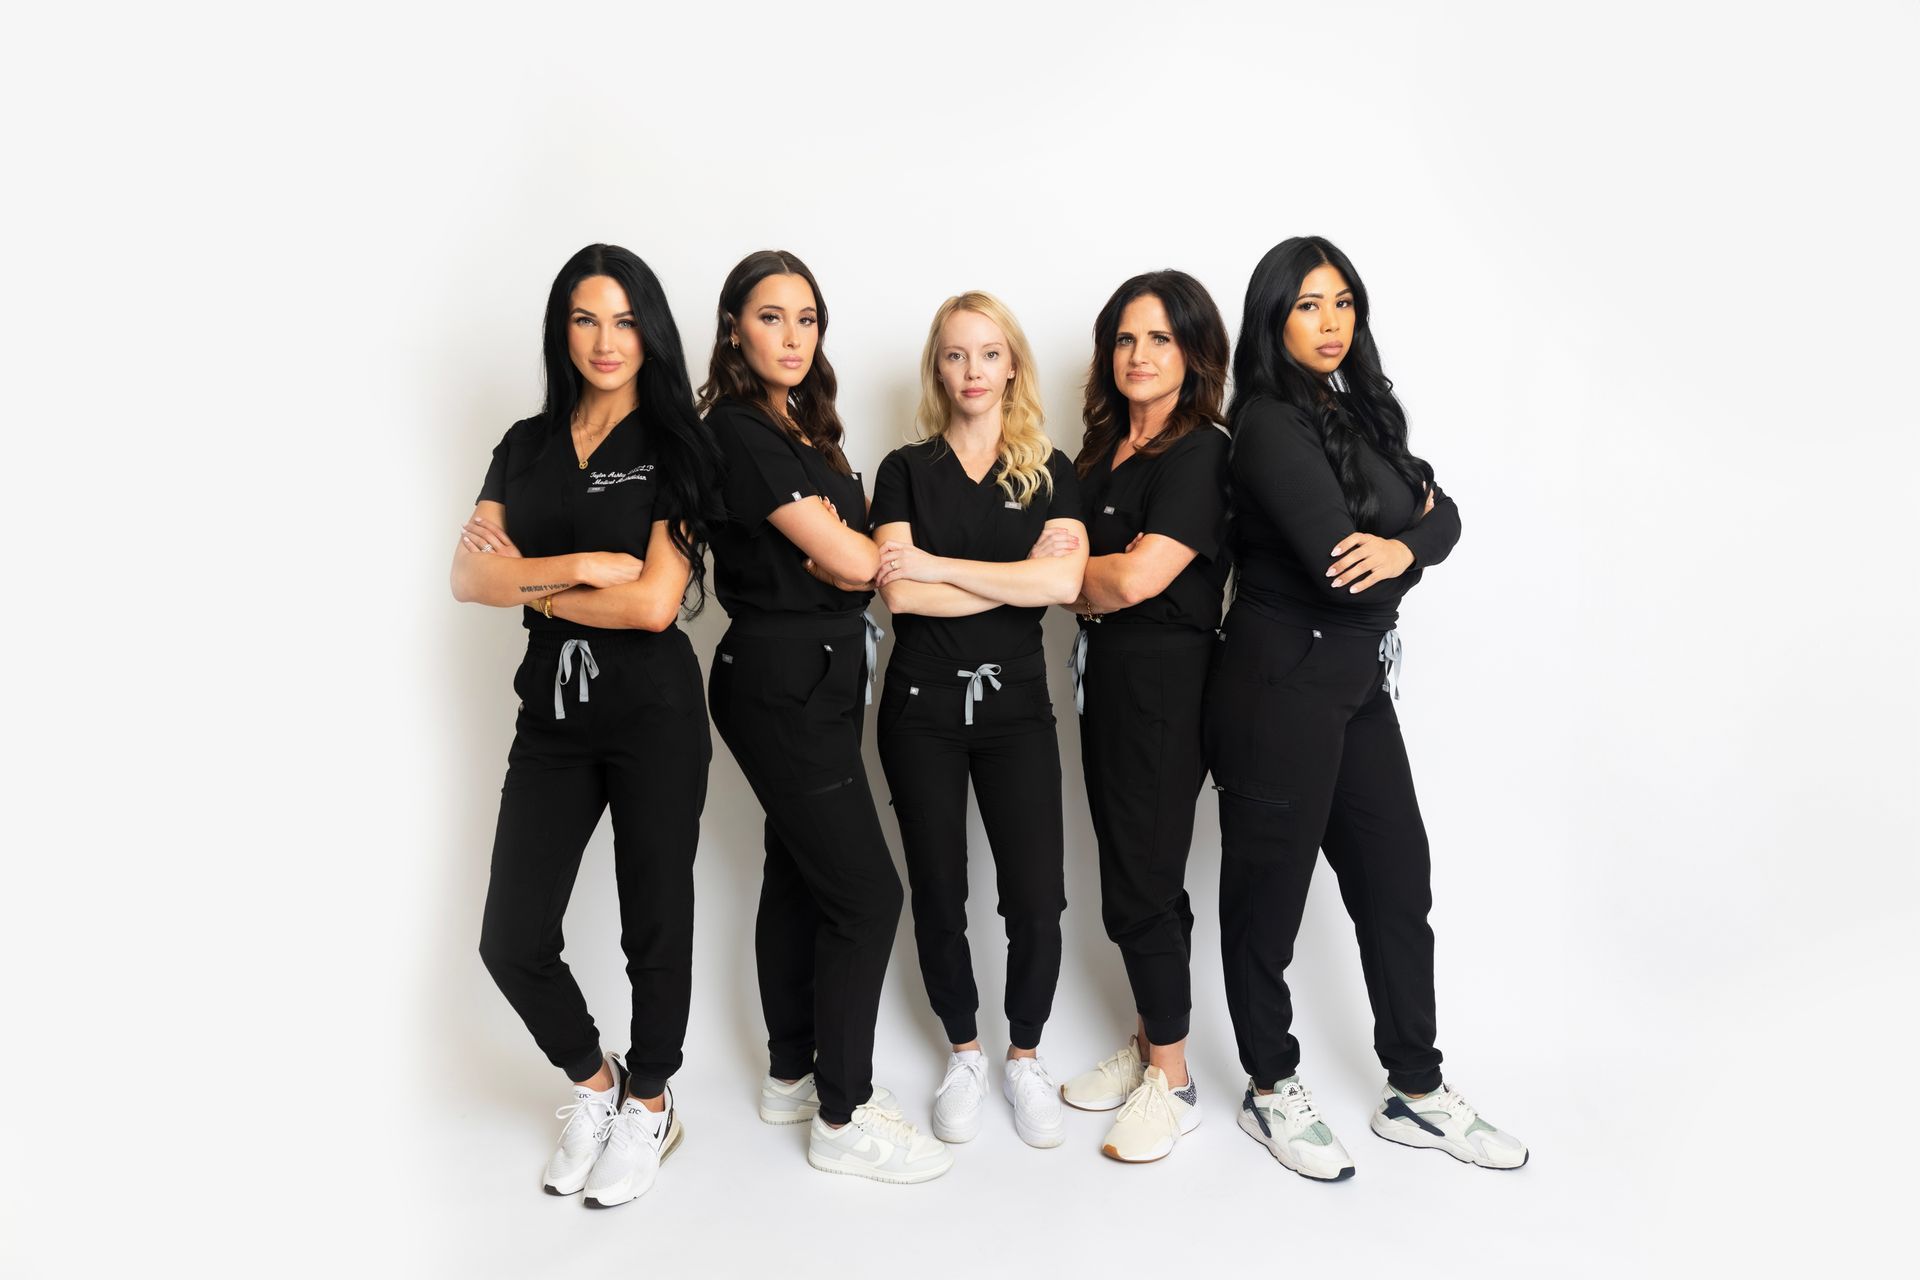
[476,428,513,504]
[1041,448,1081,521]
[868,449,915,529]
[1142,428,1229,561]
[714,403,816,529]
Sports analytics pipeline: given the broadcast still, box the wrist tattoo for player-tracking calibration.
[520,583,573,594]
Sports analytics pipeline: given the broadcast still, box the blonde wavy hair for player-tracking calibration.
[912,291,1054,507]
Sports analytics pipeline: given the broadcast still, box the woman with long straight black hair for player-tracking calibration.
[1207,236,1528,1181]
[1055,271,1231,1163]
[453,243,722,1209]
[699,250,951,1184]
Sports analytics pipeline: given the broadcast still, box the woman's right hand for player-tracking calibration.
[1029,527,1081,559]
[574,551,645,588]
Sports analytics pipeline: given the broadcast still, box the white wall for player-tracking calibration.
[6,3,1915,1277]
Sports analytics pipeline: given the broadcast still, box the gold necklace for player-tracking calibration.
[573,417,616,470]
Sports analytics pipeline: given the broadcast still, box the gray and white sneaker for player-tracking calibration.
[1238,1076,1355,1181]
[1061,1037,1145,1112]
[807,1094,954,1184]
[932,1051,988,1143]
[543,1054,627,1196]
[1370,1082,1528,1169]
[583,1086,684,1208]
[759,1073,819,1124]
[1002,1055,1065,1148]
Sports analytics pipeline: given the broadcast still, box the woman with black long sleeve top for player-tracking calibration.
[1208,237,1528,1181]
[697,251,951,1185]
[1053,271,1232,1165]
[452,244,723,1209]
[869,291,1087,1151]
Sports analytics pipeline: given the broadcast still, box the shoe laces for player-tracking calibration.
[939,1055,985,1097]
[851,1099,922,1148]
[1276,1080,1324,1130]
[1430,1084,1474,1123]
[555,1093,618,1145]
[1097,1041,1140,1087]
[1007,1056,1056,1105]
[605,1100,668,1155]
[1113,1076,1174,1132]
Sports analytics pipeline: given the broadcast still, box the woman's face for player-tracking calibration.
[568,275,644,398]
[1112,293,1186,413]
[1282,263,1355,375]
[935,307,1017,423]
[733,273,818,398]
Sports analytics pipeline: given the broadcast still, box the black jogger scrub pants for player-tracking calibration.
[478,627,711,1099]
[1203,607,1444,1095]
[878,645,1067,1051]
[1075,621,1212,1046]
[708,612,904,1127]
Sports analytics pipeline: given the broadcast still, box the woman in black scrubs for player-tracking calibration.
[1208,235,1528,1180]
[870,291,1087,1151]
[452,244,723,1208]
[1055,271,1230,1164]
[699,250,951,1185]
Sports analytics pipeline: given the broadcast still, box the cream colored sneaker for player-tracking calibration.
[1100,1065,1202,1162]
[1060,1037,1144,1112]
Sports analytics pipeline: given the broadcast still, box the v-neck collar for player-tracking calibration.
[942,443,1000,488]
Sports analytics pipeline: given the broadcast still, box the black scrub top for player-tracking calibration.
[1228,394,1461,635]
[706,398,873,620]
[476,410,676,636]
[868,439,1081,662]
[1079,426,1231,632]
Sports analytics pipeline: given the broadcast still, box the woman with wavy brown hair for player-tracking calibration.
[700,250,951,1184]
[1055,270,1232,1164]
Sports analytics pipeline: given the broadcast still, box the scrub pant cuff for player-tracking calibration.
[819,1104,853,1126]
[769,1051,816,1084]
[1388,1068,1444,1096]
[1008,1021,1044,1052]
[628,1074,669,1101]
[565,1045,607,1085]
[1141,1010,1191,1047]
[941,1015,979,1047]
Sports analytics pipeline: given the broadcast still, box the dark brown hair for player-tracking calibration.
[1075,270,1229,478]
[697,249,851,475]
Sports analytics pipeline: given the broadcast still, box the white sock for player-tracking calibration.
[953,1049,984,1063]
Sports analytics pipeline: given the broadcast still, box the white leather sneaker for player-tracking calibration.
[932,1051,988,1143]
[1237,1076,1355,1181]
[807,1094,954,1184]
[1001,1055,1065,1149]
[1369,1082,1528,1170]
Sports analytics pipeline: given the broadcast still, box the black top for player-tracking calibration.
[1080,426,1231,632]
[476,410,678,636]
[1229,394,1461,636]
[869,439,1082,662]
[706,398,873,620]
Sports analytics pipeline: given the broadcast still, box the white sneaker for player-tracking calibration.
[1370,1082,1528,1170]
[1238,1076,1355,1182]
[583,1087,684,1208]
[542,1055,625,1196]
[807,1094,954,1184]
[759,1073,819,1124]
[932,1051,988,1143]
[1061,1037,1144,1112]
[1101,1065,1202,1163]
[1001,1055,1065,1149]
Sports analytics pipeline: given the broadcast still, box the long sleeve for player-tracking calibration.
[1397,483,1461,567]
[1232,397,1381,610]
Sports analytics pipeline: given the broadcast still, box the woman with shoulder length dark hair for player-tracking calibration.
[699,250,951,1185]
[1054,270,1231,1164]
[1206,235,1528,1181]
[869,291,1088,1152]
[451,243,723,1208]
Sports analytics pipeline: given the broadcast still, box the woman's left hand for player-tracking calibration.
[875,540,946,587]
[462,515,522,558]
[1327,533,1413,592]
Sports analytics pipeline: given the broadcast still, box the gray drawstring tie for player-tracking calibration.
[555,639,599,719]
[1378,629,1402,700]
[862,611,884,706]
[956,663,1003,725]
[1067,628,1089,715]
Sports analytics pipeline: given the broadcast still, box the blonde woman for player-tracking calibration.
[870,292,1088,1150]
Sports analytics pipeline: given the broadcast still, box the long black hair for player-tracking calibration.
[1229,236,1432,534]
[541,243,723,614]
[1075,269,1229,479]
[696,249,851,475]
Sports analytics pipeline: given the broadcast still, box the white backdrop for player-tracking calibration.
[5,3,1916,1277]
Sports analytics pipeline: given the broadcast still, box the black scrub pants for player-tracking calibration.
[708,614,904,1127]
[1079,622,1211,1046]
[878,646,1066,1051]
[479,627,711,1099]
[1203,607,1444,1095]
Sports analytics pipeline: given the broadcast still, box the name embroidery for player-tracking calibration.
[586,463,653,495]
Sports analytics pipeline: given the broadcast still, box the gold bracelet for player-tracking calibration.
[539,595,554,619]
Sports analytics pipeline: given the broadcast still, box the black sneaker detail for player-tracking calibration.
[1242,1086,1272,1138]
[1383,1094,1445,1136]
